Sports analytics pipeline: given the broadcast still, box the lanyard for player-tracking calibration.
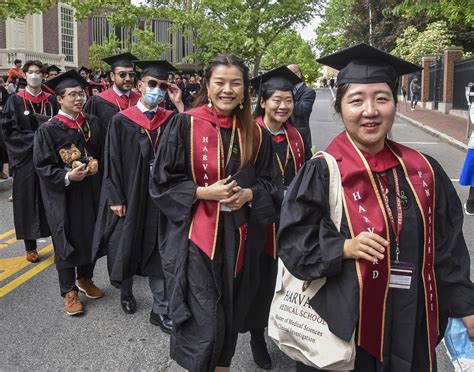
[76,118,91,143]
[262,119,290,181]
[115,96,130,112]
[144,127,161,154]
[377,168,403,262]
[22,92,51,117]
[213,110,236,174]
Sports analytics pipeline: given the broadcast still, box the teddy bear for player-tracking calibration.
[58,143,99,176]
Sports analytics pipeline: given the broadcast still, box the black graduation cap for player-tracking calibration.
[251,66,302,92]
[317,43,422,86]
[47,65,62,74]
[102,53,138,69]
[78,66,92,75]
[133,60,178,80]
[44,69,89,94]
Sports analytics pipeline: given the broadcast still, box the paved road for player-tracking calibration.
[0,88,468,371]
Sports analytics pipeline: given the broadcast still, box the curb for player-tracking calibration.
[0,177,12,191]
[396,112,468,152]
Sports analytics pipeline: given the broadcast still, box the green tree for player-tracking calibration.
[391,21,453,63]
[168,0,323,76]
[314,0,353,55]
[393,0,474,26]
[131,27,171,60]
[260,30,320,83]
[88,35,121,70]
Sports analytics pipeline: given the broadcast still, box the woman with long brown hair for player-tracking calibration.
[149,54,279,372]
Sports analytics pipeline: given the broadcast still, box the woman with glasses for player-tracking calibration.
[92,60,183,328]
[83,53,141,133]
[33,70,104,315]
[150,54,279,372]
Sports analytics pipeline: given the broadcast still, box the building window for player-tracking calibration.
[60,4,75,63]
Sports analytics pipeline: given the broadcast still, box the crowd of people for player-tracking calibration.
[1,44,474,372]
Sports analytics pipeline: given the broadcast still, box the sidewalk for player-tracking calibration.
[396,103,469,151]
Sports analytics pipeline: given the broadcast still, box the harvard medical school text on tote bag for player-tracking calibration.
[268,152,355,370]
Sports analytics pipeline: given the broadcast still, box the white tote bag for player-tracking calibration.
[268,151,356,371]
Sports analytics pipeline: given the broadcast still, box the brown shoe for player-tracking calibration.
[0,172,8,179]
[64,291,84,316]
[76,278,104,299]
[26,250,40,263]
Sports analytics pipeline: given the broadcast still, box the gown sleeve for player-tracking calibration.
[104,115,126,205]
[430,156,474,318]
[33,124,68,191]
[1,96,35,168]
[249,128,281,224]
[149,114,197,223]
[277,157,347,281]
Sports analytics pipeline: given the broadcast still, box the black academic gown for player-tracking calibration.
[240,128,312,332]
[149,113,279,372]
[278,155,474,372]
[92,111,174,281]
[33,114,102,269]
[1,93,57,240]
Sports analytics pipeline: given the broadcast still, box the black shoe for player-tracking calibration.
[150,311,172,334]
[120,294,137,314]
[250,339,272,370]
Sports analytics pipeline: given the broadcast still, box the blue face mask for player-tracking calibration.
[143,86,166,107]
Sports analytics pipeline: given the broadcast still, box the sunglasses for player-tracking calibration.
[115,71,137,79]
[146,80,169,90]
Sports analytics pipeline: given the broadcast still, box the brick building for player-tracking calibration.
[0,3,195,74]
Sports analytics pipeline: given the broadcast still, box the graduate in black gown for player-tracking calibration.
[277,43,474,372]
[149,55,279,372]
[239,66,312,369]
[92,60,184,329]
[1,60,56,263]
[33,70,104,315]
[83,54,141,133]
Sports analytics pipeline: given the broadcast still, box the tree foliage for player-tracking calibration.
[130,27,171,60]
[391,21,453,63]
[260,30,320,83]
[393,0,474,26]
[88,35,121,70]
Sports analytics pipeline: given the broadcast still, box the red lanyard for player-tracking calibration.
[77,119,91,143]
[22,92,51,116]
[262,119,290,180]
[377,168,402,262]
[144,127,161,154]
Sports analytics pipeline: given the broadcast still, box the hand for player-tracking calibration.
[68,164,88,182]
[196,178,237,201]
[462,315,474,342]
[220,186,253,211]
[110,205,126,217]
[167,83,184,113]
[343,231,388,263]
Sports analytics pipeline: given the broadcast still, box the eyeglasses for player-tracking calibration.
[146,80,169,90]
[64,91,86,99]
[115,71,137,79]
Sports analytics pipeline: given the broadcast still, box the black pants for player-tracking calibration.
[24,239,36,252]
[57,263,95,296]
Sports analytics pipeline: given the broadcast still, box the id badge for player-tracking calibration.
[389,261,415,290]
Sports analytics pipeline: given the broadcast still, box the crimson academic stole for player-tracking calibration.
[326,132,438,368]
[256,116,305,258]
[97,88,141,111]
[188,113,260,276]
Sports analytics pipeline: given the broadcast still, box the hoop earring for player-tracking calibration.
[208,96,213,108]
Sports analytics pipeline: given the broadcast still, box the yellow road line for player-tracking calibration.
[0,244,55,298]
[0,236,17,250]
[0,244,53,282]
[0,229,15,241]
